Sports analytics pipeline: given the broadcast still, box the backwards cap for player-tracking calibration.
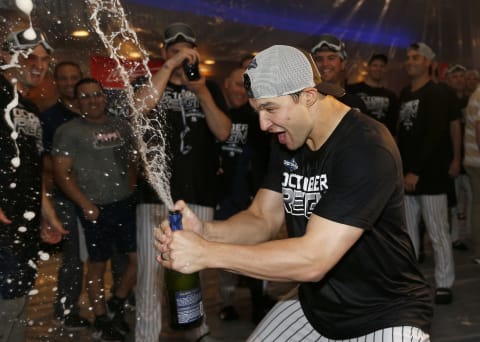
[163,22,196,48]
[244,45,345,99]
[3,28,53,53]
[408,42,435,61]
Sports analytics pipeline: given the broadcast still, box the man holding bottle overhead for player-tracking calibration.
[155,45,433,342]
[133,22,231,342]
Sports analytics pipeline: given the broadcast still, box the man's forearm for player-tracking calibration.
[55,174,94,211]
[134,63,172,114]
[196,88,232,141]
[205,205,282,245]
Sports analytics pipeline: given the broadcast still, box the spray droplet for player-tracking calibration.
[28,288,39,296]
[10,183,16,189]
[11,157,20,168]
[23,211,35,221]
[38,250,50,261]
[10,131,18,140]
[15,0,33,16]
[18,226,27,233]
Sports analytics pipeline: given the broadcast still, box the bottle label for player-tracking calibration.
[174,287,204,324]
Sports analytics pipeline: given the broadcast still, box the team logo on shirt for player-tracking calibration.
[12,107,43,154]
[282,172,328,218]
[93,129,125,149]
[398,99,419,131]
[283,158,298,171]
[358,94,390,119]
[222,123,249,157]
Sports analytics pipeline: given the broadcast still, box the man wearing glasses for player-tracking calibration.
[52,78,137,341]
[0,28,64,342]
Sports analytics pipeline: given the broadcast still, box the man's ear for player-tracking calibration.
[303,87,318,107]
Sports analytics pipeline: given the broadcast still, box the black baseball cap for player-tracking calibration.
[163,22,196,48]
[368,53,388,65]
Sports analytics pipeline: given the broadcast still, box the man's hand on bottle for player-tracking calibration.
[154,200,207,273]
[154,226,207,274]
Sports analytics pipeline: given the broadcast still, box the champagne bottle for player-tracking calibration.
[165,210,204,329]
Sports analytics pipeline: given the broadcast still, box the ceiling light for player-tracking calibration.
[71,30,90,38]
[204,59,215,65]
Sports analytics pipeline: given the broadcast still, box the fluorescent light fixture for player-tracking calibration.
[71,30,90,38]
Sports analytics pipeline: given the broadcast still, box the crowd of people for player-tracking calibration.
[1,19,480,342]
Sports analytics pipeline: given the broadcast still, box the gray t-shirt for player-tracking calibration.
[52,116,135,204]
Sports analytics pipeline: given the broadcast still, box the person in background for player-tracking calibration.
[39,61,91,329]
[444,64,472,251]
[133,22,231,342]
[52,78,137,341]
[0,27,65,342]
[215,67,273,324]
[347,53,399,136]
[465,69,480,98]
[155,44,432,342]
[464,77,480,264]
[311,34,367,112]
[397,42,455,305]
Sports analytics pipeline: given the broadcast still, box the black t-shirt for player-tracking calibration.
[40,101,78,153]
[397,80,452,194]
[262,110,432,339]
[136,79,228,206]
[0,74,42,298]
[215,103,270,218]
[336,92,368,113]
[347,82,399,136]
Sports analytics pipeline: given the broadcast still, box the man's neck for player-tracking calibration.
[59,97,80,113]
[169,68,184,85]
[308,95,350,151]
[364,77,383,88]
[410,74,430,92]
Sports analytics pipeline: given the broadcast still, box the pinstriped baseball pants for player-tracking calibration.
[404,194,455,288]
[135,203,213,342]
[247,288,430,342]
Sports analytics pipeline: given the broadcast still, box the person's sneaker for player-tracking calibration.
[110,312,130,336]
[452,240,468,251]
[107,296,130,336]
[435,288,453,305]
[63,313,91,330]
[93,315,124,341]
[218,305,239,321]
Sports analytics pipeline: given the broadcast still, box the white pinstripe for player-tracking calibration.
[135,203,213,342]
[247,289,430,342]
[404,194,455,288]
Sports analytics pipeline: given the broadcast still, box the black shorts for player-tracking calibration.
[78,196,136,262]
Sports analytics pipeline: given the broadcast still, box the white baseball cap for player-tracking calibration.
[244,45,345,99]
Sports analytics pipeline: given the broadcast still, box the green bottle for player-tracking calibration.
[165,211,204,329]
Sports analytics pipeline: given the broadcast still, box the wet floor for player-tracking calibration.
[25,246,480,341]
